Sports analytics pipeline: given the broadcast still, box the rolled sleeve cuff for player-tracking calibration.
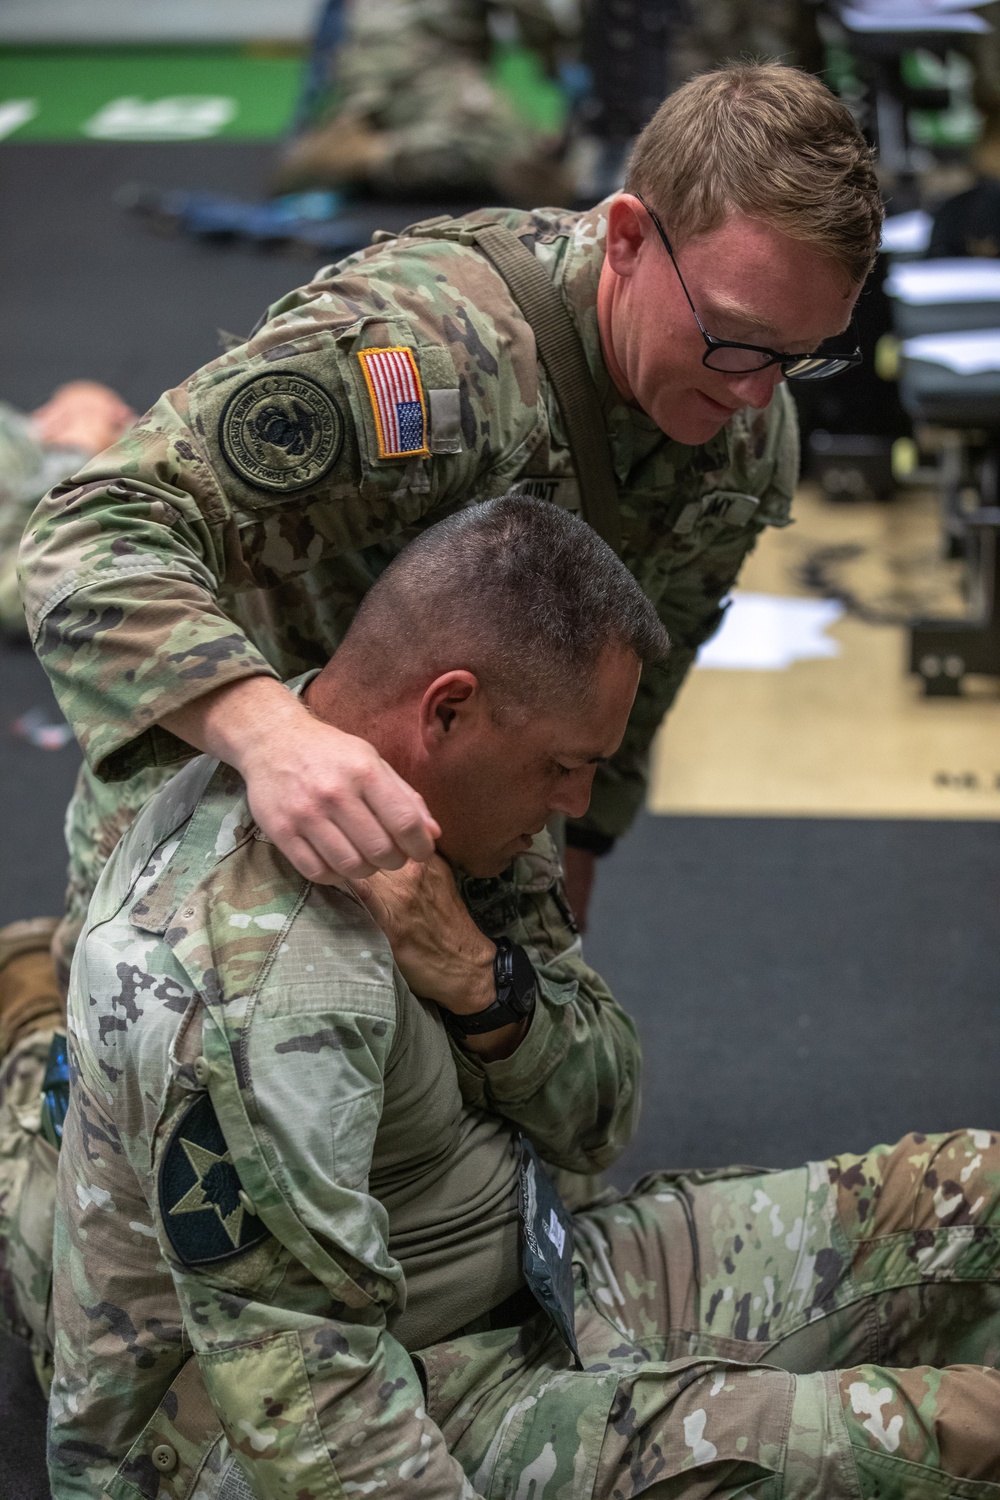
[449,973,571,1105]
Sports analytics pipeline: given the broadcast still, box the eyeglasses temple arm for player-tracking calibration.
[631,192,710,337]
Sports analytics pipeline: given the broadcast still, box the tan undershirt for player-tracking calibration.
[369,983,524,1351]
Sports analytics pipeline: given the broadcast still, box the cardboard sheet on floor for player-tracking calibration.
[649,486,1000,819]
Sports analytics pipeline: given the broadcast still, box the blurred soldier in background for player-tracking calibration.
[0,383,134,637]
[277,0,823,204]
[277,0,581,203]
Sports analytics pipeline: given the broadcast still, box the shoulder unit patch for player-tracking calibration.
[158,1092,270,1266]
[219,371,344,493]
[357,347,430,459]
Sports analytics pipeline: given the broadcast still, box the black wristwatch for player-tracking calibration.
[445,938,537,1037]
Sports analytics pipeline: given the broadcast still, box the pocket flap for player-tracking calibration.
[106,1357,225,1500]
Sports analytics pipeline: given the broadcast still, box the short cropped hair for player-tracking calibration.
[625,63,883,285]
[337,496,669,713]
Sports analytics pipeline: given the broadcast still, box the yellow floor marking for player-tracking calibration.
[648,484,1000,819]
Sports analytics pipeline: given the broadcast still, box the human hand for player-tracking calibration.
[353,858,527,1060]
[30,381,136,455]
[161,677,440,882]
[241,714,441,882]
[351,856,495,1014]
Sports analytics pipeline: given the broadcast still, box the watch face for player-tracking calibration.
[507,944,538,1013]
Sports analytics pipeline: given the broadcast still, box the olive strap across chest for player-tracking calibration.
[469,224,623,556]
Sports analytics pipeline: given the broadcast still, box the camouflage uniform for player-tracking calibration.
[293,0,577,201]
[19,203,799,979]
[17,733,1000,1499]
[0,400,86,637]
[0,1029,59,1389]
[286,0,819,201]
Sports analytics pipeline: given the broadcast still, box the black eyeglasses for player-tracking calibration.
[634,194,862,383]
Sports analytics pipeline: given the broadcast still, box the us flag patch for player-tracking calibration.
[357,346,430,459]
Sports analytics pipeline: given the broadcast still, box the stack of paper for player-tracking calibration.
[901,328,1000,373]
[839,0,991,30]
[696,594,844,672]
[886,259,1000,304]
[881,211,933,255]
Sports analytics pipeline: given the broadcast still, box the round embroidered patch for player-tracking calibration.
[158,1092,271,1266]
[219,371,344,493]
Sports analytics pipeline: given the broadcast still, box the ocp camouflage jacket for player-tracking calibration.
[20,202,797,847]
[50,745,640,1499]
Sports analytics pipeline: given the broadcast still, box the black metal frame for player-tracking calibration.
[909,435,1000,695]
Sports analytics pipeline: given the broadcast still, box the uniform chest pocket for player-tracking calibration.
[672,490,762,537]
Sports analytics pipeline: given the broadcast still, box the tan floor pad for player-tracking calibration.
[649,485,1000,819]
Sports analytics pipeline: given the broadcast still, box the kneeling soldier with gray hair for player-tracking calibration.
[4,500,1000,1499]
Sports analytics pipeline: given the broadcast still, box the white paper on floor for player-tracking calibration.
[696,593,844,671]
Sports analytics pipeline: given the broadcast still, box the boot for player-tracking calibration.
[272,114,393,194]
[0,918,64,1058]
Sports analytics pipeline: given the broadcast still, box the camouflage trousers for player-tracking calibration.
[0,484,35,635]
[422,1130,1000,1498]
[0,1031,58,1391]
[3,1013,1000,1494]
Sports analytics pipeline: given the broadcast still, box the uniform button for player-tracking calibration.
[151,1444,178,1473]
[192,1057,211,1086]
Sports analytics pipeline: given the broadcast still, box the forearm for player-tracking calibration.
[453,946,641,1172]
[423,936,529,1065]
[159,674,311,767]
[30,565,275,781]
[452,838,641,1168]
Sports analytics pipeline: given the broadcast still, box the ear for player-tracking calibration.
[605,193,649,279]
[419,670,481,749]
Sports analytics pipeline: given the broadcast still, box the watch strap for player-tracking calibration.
[444,939,537,1038]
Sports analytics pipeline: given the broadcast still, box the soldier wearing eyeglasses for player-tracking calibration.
[16,63,881,1003]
